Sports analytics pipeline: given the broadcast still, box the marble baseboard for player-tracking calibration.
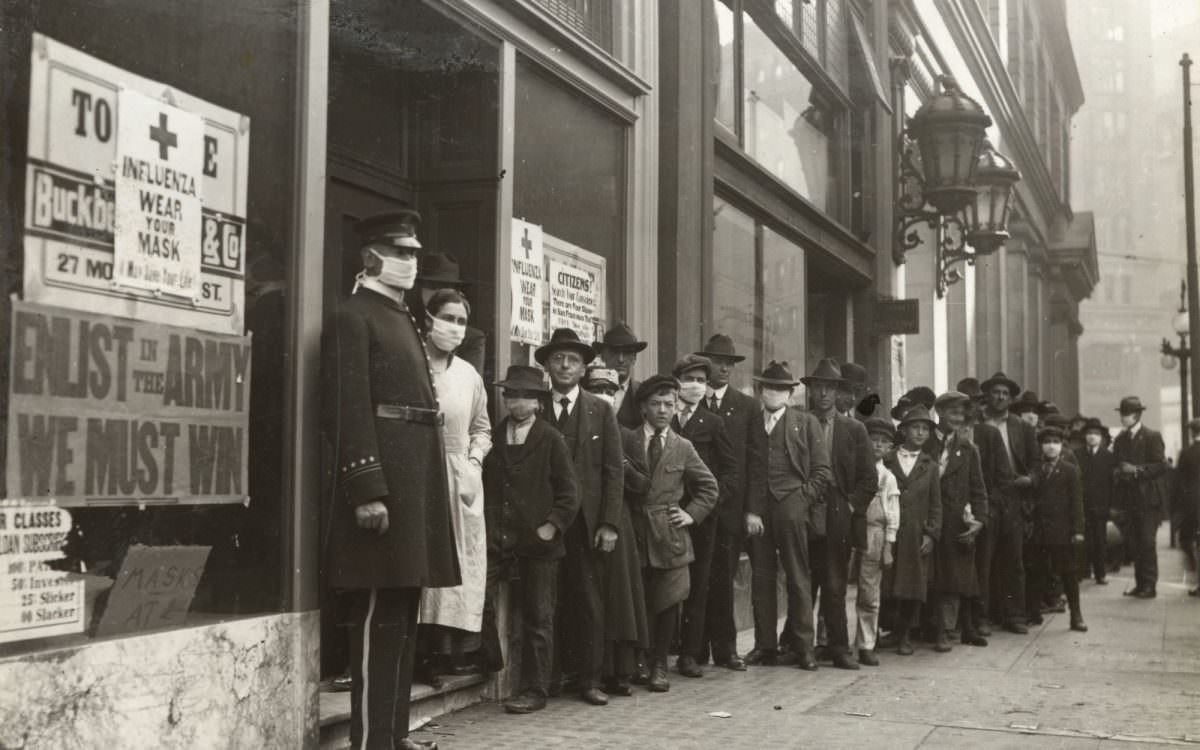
[0,611,320,750]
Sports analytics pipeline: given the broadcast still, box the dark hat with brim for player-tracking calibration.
[1038,425,1066,443]
[356,209,422,249]
[934,391,971,411]
[1011,391,1041,414]
[865,416,897,440]
[598,322,647,352]
[898,404,936,429]
[841,362,868,387]
[801,358,847,387]
[1039,400,1062,417]
[1082,417,1108,434]
[754,360,800,387]
[904,386,937,409]
[956,377,982,398]
[695,333,746,362]
[890,396,914,422]
[1044,413,1071,432]
[535,328,596,366]
[672,354,713,379]
[980,371,1021,397]
[1116,396,1147,415]
[494,364,549,394]
[418,252,465,285]
[636,374,680,404]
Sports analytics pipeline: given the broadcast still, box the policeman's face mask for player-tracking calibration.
[367,248,418,290]
[1085,432,1103,449]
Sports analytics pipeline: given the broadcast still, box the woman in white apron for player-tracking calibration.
[417,289,492,685]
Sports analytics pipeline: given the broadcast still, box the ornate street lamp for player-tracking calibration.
[1162,280,1191,447]
[894,76,1022,297]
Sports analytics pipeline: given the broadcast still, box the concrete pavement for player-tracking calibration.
[414,527,1199,749]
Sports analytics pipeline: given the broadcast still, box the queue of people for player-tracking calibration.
[321,211,1164,750]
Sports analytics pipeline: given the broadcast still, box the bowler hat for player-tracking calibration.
[583,366,620,390]
[898,404,936,429]
[1082,417,1108,435]
[753,360,800,387]
[865,417,897,440]
[494,365,548,393]
[1038,425,1066,443]
[841,362,868,387]
[980,371,1021,397]
[1011,391,1041,414]
[598,322,647,352]
[934,391,971,410]
[356,209,422,249]
[890,396,914,422]
[1044,413,1071,432]
[418,253,465,285]
[695,333,746,363]
[801,358,847,387]
[636,374,680,404]
[535,328,596,366]
[672,354,713,379]
[1116,396,1147,415]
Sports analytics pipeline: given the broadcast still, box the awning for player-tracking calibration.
[850,10,892,114]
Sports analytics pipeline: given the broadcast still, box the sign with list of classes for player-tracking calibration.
[0,503,84,644]
[23,34,249,335]
[5,301,251,507]
[509,218,545,345]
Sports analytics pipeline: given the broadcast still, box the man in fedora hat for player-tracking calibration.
[836,362,870,421]
[670,355,739,679]
[742,361,832,671]
[1079,417,1116,584]
[799,359,875,670]
[411,252,486,374]
[694,334,758,670]
[322,209,454,750]
[536,328,626,704]
[980,371,1038,634]
[1112,396,1167,598]
[597,322,649,429]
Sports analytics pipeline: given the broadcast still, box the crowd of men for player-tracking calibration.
[322,211,1174,750]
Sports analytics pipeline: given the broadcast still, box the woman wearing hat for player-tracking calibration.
[882,405,942,656]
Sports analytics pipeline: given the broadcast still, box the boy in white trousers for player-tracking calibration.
[855,417,901,666]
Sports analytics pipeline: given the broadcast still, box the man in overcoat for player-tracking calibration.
[670,355,739,679]
[538,328,626,705]
[597,322,648,429]
[980,371,1039,633]
[321,210,457,750]
[1079,417,1116,584]
[695,334,758,670]
[1112,396,1168,598]
[743,361,833,671]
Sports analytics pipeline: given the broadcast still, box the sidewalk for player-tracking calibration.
[413,528,1200,749]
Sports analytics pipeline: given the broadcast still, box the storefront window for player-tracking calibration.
[742,9,839,213]
[0,0,297,656]
[715,0,737,133]
[712,198,757,394]
[761,227,806,382]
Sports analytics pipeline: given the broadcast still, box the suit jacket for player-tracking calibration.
[671,404,739,520]
[745,406,834,523]
[1031,457,1084,545]
[483,417,580,559]
[1078,446,1117,517]
[1175,442,1200,522]
[708,387,760,533]
[817,413,876,543]
[1112,424,1168,512]
[616,378,642,429]
[622,427,719,569]
[555,389,625,536]
[999,414,1039,480]
[320,288,459,589]
[972,423,1014,516]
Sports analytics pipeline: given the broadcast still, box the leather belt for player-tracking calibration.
[375,404,443,426]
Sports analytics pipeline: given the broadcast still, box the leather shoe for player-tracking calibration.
[1095,577,1108,585]
[631,663,650,685]
[714,654,747,671]
[744,648,778,666]
[857,649,879,667]
[1027,613,1044,626]
[648,665,670,693]
[1133,589,1156,599]
[896,634,914,656]
[503,692,547,714]
[797,653,818,671]
[830,650,861,670]
[1070,615,1088,632]
[397,739,438,750]
[581,687,609,706]
[1003,621,1029,635]
[975,621,992,637]
[933,633,952,653]
[876,632,899,649]
[1123,587,1144,597]
[414,663,444,690]
[961,633,988,647]
[604,677,633,697]
[677,655,703,678]
[813,645,832,662]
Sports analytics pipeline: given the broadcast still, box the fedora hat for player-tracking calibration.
[956,377,985,401]
[535,328,596,366]
[890,396,914,422]
[356,209,422,250]
[1082,417,1108,434]
[980,371,1021,397]
[636,374,680,404]
[1044,413,1071,431]
[583,365,620,390]
[841,362,868,388]
[494,364,549,393]
[672,354,713,379]
[934,391,971,410]
[801,358,847,387]
[754,360,800,387]
[1116,396,1147,415]
[1011,391,1041,414]
[418,252,465,285]
[695,333,746,363]
[597,322,647,352]
[898,404,936,429]
[865,416,897,440]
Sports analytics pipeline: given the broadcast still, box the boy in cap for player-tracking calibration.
[479,366,581,714]
[1026,426,1088,632]
[854,418,902,665]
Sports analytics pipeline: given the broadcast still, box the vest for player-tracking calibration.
[553,394,582,457]
[767,414,804,501]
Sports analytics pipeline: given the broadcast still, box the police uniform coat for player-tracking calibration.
[931,433,988,596]
[321,288,460,590]
[883,451,942,601]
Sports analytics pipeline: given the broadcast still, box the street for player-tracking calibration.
[414,529,1200,749]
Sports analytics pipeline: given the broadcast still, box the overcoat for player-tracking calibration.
[564,390,626,536]
[616,378,642,429]
[883,451,941,601]
[708,387,759,534]
[973,422,1014,517]
[821,414,877,547]
[320,288,459,590]
[931,433,987,596]
[1078,446,1116,518]
[1112,425,1168,513]
[1030,457,1084,546]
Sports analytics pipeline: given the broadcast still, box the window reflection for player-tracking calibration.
[715,0,736,132]
[712,198,757,394]
[761,227,805,384]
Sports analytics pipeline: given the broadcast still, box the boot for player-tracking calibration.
[1070,611,1088,632]
[933,630,952,653]
[896,630,914,656]
[648,655,670,693]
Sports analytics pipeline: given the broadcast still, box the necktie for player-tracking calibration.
[709,395,720,413]
[649,430,664,471]
[557,396,571,427]
[679,406,692,428]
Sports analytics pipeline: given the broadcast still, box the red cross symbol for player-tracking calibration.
[520,227,533,259]
[148,112,178,160]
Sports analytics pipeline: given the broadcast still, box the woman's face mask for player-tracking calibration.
[760,388,790,412]
[1042,440,1063,459]
[369,249,418,289]
[427,315,466,353]
[504,397,539,422]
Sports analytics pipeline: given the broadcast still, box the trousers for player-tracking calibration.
[749,494,814,654]
[810,533,851,651]
[558,519,606,688]
[988,499,1027,624]
[680,514,720,658]
[346,587,420,750]
[1026,544,1082,616]
[703,524,742,661]
[480,552,558,697]
[854,524,886,651]
[1129,507,1161,591]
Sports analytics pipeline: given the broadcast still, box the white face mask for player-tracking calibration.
[504,397,539,423]
[760,389,790,412]
[1042,442,1062,459]
[427,315,466,353]
[1119,413,1138,429]
[1085,433,1102,448]
[679,381,707,404]
[370,249,417,289]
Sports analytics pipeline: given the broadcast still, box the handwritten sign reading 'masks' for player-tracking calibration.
[95,545,210,637]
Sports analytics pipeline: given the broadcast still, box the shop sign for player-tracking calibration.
[544,235,605,344]
[24,34,249,335]
[95,545,210,637]
[872,299,920,336]
[6,301,252,507]
[509,218,545,345]
[0,502,84,644]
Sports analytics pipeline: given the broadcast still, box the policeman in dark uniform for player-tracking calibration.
[322,210,459,750]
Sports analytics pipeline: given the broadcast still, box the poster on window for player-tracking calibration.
[5,301,251,508]
[23,34,249,335]
[0,502,85,644]
[543,234,606,345]
[509,218,545,345]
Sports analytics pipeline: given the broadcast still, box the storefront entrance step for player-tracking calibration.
[319,673,487,749]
